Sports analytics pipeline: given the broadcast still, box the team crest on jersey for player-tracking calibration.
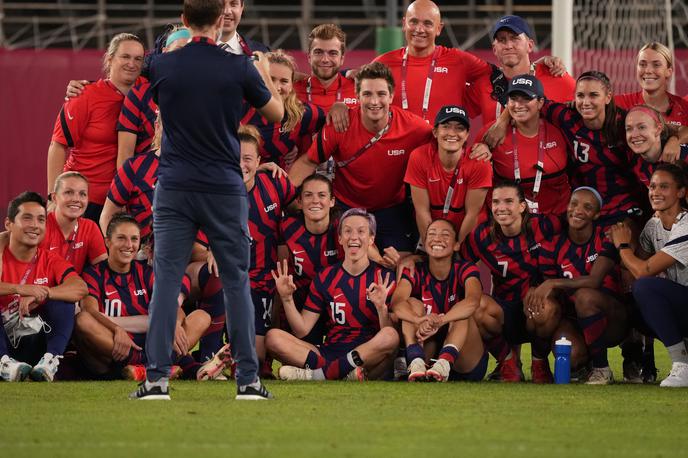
[543,141,557,149]
[264,203,278,213]
[435,67,449,74]
[388,149,405,156]
[323,249,338,257]
[133,289,147,296]
[34,278,48,285]
[586,253,598,263]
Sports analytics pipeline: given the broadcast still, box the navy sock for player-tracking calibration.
[405,343,424,365]
[41,300,75,355]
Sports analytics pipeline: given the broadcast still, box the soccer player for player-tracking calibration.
[0,192,87,382]
[42,172,107,274]
[405,105,492,245]
[76,214,220,382]
[48,33,145,222]
[528,187,627,384]
[391,219,487,382]
[267,208,398,381]
[611,165,688,387]
[615,42,688,127]
[241,50,326,169]
[131,0,283,401]
[373,0,491,122]
[465,14,576,125]
[293,24,358,112]
[462,181,562,382]
[289,62,433,253]
[477,75,571,216]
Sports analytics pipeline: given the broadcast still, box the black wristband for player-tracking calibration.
[618,243,631,250]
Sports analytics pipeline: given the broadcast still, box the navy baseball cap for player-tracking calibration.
[506,74,544,99]
[491,15,534,40]
[434,105,470,129]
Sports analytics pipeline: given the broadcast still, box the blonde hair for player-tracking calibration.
[266,50,304,132]
[238,124,262,150]
[638,42,674,69]
[102,33,145,76]
[54,171,89,193]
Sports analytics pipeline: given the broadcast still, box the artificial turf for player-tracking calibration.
[1,347,685,458]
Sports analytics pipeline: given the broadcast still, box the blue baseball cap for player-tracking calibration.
[434,105,470,129]
[491,15,534,40]
[506,74,544,99]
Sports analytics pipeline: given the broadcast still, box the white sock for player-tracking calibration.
[667,342,688,364]
[146,377,169,389]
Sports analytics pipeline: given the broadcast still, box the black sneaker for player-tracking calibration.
[128,380,171,400]
[236,381,274,400]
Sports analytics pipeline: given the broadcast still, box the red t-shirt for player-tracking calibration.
[614,91,688,127]
[465,63,576,125]
[374,46,490,121]
[51,79,127,205]
[39,212,106,274]
[0,246,77,313]
[404,142,492,230]
[294,74,358,113]
[476,120,571,216]
[307,106,433,211]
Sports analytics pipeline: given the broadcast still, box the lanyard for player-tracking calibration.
[442,150,464,216]
[237,34,252,56]
[400,47,439,121]
[336,112,392,169]
[306,75,342,104]
[6,253,38,312]
[511,119,546,197]
[64,220,79,262]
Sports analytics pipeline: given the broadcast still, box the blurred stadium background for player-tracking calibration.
[1,0,687,217]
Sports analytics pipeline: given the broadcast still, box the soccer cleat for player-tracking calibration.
[531,359,553,384]
[407,358,427,382]
[129,379,171,400]
[499,357,524,383]
[0,355,32,382]
[641,366,658,384]
[585,366,614,385]
[659,362,688,388]
[236,380,274,400]
[570,364,592,383]
[122,364,147,382]
[30,353,62,382]
[623,360,643,384]
[197,343,233,381]
[278,365,314,381]
[393,356,408,381]
[426,358,450,382]
[344,366,366,382]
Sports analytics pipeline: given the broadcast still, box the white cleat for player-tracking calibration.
[407,358,427,382]
[0,355,32,382]
[660,362,688,388]
[278,365,314,381]
[30,353,62,382]
[344,366,366,382]
[426,358,450,382]
[585,366,614,385]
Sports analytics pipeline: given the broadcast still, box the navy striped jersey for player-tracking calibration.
[542,100,642,220]
[538,225,620,296]
[240,103,326,169]
[462,214,561,302]
[400,260,481,315]
[304,262,395,345]
[279,214,343,298]
[631,144,688,188]
[107,150,158,240]
[116,80,157,155]
[248,171,297,293]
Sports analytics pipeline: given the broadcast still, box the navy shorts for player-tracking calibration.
[448,351,488,382]
[494,297,531,345]
[318,338,368,361]
[251,290,273,337]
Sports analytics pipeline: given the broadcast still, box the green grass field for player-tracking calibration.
[2,347,686,458]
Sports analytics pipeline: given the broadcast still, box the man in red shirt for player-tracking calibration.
[464,15,576,125]
[289,62,433,253]
[0,192,87,382]
[293,24,358,112]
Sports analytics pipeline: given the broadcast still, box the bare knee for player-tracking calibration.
[265,328,290,354]
[75,311,99,337]
[377,327,400,354]
[574,288,602,316]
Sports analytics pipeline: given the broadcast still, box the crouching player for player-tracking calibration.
[266,208,399,380]
[0,192,88,382]
[75,214,217,381]
[391,219,487,382]
[527,187,627,384]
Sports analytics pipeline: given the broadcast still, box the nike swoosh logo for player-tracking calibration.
[428,178,440,183]
[293,250,305,255]
[67,110,74,120]
[106,291,116,296]
[504,150,513,155]
[561,264,572,269]
[333,293,343,299]
[422,296,433,302]
[49,247,58,251]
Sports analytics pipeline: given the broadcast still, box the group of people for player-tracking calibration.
[2,0,688,397]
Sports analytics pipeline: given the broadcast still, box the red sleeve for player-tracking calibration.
[82,265,101,300]
[84,220,107,263]
[459,262,481,285]
[107,160,135,206]
[180,274,192,298]
[51,91,90,147]
[465,157,493,190]
[462,51,491,84]
[474,123,492,146]
[404,146,430,189]
[49,254,78,284]
[536,64,575,103]
[307,121,340,164]
[196,230,209,248]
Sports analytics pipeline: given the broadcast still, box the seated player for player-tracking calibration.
[75,214,219,381]
[266,208,399,381]
[462,181,562,382]
[527,187,628,384]
[0,192,87,382]
[391,218,487,382]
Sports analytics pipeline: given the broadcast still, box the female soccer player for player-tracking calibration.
[615,42,688,127]
[527,187,628,384]
[391,218,487,382]
[48,33,145,222]
[241,50,326,169]
[76,214,220,382]
[476,75,570,216]
[266,208,399,381]
[462,181,561,382]
[612,164,688,387]
[405,105,492,245]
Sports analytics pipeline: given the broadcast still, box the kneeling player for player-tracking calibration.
[75,214,218,381]
[266,208,399,380]
[527,187,628,384]
[391,219,487,382]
